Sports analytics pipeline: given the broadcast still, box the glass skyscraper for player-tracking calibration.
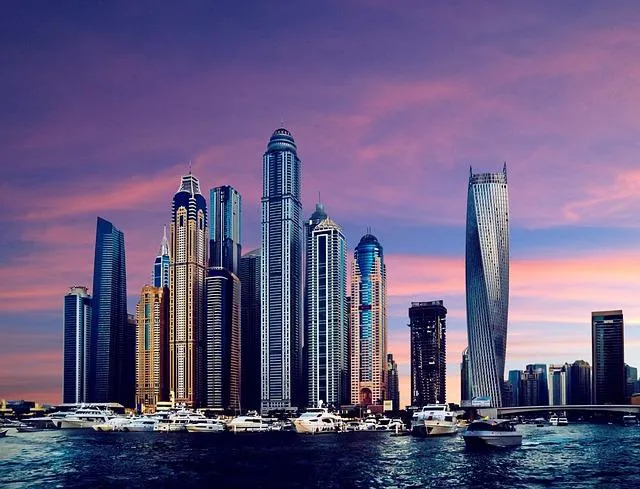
[465,165,510,407]
[209,185,241,274]
[89,217,128,404]
[461,348,472,403]
[408,301,447,406]
[306,213,347,408]
[386,353,400,411]
[592,310,625,404]
[350,233,387,406]
[169,173,208,407]
[63,286,92,404]
[153,226,170,288]
[261,128,303,413]
[239,249,261,411]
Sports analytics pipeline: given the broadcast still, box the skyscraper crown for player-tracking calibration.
[267,127,297,153]
[177,174,202,196]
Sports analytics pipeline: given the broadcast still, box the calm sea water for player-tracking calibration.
[1,424,639,488]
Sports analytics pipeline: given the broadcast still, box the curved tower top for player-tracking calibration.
[266,127,298,154]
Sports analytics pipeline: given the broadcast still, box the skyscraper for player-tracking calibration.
[508,369,521,407]
[63,286,92,404]
[135,285,169,411]
[153,226,170,288]
[568,360,591,405]
[261,128,303,413]
[465,165,510,407]
[204,268,241,411]
[169,173,208,407]
[625,364,638,400]
[592,310,624,404]
[209,186,241,274]
[461,348,472,403]
[306,214,347,408]
[520,365,546,406]
[386,353,400,411]
[350,233,387,406]
[239,249,261,411]
[89,217,128,404]
[408,301,447,406]
[548,364,569,406]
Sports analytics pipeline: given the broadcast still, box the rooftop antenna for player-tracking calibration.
[188,160,192,175]
[280,117,285,128]
[318,191,321,204]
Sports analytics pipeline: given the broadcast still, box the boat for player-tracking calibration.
[557,416,568,426]
[411,404,458,437]
[92,417,132,432]
[462,419,522,448]
[185,418,226,433]
[293,408,344,434]
[154,410,210,432]
[623,415,637,426]
[16,425,45,433]
[345,420,368,432]
[57,407,116,429]
[375,417,405,432]
[549,416,559,426]
[122,417,160,432]
[227,415,270,433]
[0,429,8,437]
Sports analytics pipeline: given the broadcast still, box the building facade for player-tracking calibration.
[209,186,241,274]
[507,369,521,407]
[548,364,569,406]
[568,360,591,405]
[89,217,129,405]
[169,173,208,407]
[350,233,387,406]
[592,310,624,404]
[135,285,169,411]
[465,165,510,407]
[203,268,241,411]
[461,348,472,403]
[63,286,92,404]
[408,301,447,406]
[306,215,347,408]
[261,128,303,413]
[239,249,261,411]
[386,353,400,411]
[519,364,546,406]
[153,226,170,288]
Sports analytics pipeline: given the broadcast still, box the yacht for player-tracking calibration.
[557,416,568,426]
[293,408,344,434]
[549,416,559,426]
[185,418,226,433]
[123,417,160,432]
[375,417,405,432]
[462,419,522,448]
[227,414,269,433]
[411,404,458,437]
[345,420,368,432]
[363,416,379,431]
[57,407,116,429]
[623,415,637,426]
[154,410,209,432]
[92,417,132,432]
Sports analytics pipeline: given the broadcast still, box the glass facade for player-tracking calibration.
[239,249,261,411]
[209,186,242,275]
[153,226,170,288]
[465,165,509,407]
[63,286,91,404]
[591,310,624,404]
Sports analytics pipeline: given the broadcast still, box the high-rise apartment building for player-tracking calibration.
[408,301,447,406]
[169,173,208,407]
[239,249,261,411]
[135,285,168,410]
[625,364,638,399]
[386,353,400,411]
[465,165,510,407]
[350,233,387,406]
[153,226,170,288]
[204,268,241,411]
[520,364,546,406]
[89,217,128,405]
[461,348,472,403]
[592,310,624,404]
[568,360,591,405]
[63,286,92,404]
[548,364,569,406]
[507,369,521,407]
[306,214,347,408]
[209,186,241,274]
[261,128,303,413]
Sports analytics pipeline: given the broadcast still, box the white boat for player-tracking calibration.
[122,417,160,432]
[557,416,568,426]
[57,407,116,429]
[462,419,522,448]
[227,415,270,433]
[412,404,458,437]
[375,417,405,432]
[93,417,133,432]
[345,420,368,432]
[623,415,638,426]
[185,418,226,433]
[363,416,378,431]
[293,408,344,434]
[549,416,559,426]
[154,410,210,432]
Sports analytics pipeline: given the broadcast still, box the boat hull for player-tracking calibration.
[463,431,522,448]
[185,424,226,433]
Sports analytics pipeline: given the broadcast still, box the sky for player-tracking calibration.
[1,1,640,408]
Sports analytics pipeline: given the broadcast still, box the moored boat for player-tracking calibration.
[293,408,344,434]
[462,419,522,448]
[411,404,458,437]
[0,429,8,437]
[185,418,226,433]
[227,415,269,433]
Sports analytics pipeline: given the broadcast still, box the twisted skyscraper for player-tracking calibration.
[465,164,510,407]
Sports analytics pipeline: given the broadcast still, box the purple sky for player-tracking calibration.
[2,1,640,406]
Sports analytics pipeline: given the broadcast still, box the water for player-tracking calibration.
[1,424,639,488]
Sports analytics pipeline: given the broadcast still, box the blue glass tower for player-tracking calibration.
[350,233,387,406]
[153,226,170,288]
[261,128,303,413]
[209,186,242,275]
[89,217,129,404]
[63,286,92,404]
[465,165,510,407]
[239,249,261,411]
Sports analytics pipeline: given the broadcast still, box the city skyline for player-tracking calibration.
[2,2,640,408]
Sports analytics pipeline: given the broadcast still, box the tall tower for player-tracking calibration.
[465,164,510,407]
[591,310,624,404]
[306,214,347,408]
[408,301,447,406]
[239,249,261,411]
[169,173,208,407]
[461,348,472,403]
[209,186,242,274]
[568,360,591,405]
[135,285,169,411]
[350,233,387,406]
[386,353,400,411]
[89,217,128,404]
[63,286,92,404]
[153,226,170,288]
[261,127,303,413]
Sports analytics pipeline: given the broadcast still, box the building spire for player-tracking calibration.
[160,225,169,256]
